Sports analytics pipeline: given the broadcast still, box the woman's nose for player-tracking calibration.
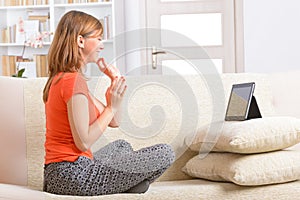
[99,42,104,50]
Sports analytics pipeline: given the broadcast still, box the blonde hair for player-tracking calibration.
[43,10,103,103]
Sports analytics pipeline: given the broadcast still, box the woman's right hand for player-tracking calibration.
[97,58,120,80]
[105,76,127,114]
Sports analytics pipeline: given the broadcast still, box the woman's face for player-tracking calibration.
[80,31,104,64]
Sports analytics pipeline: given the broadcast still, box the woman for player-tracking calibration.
[42,10,175,196]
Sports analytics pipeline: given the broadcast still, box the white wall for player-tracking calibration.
[244,0,300,73]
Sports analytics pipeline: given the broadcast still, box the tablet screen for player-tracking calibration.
[225,82,255,121]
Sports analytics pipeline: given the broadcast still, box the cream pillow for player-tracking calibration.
[187,117,300,154]
[182,150,300,186]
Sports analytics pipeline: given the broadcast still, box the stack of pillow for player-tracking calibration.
[182,116,300,186]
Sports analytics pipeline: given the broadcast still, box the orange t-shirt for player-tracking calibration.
[44,72,100,165]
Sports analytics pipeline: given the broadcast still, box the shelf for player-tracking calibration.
[0,42,51,47]
[0,5,50,10]
[0,40,113,47]
[54,2,112,8]
[0,2,111,10]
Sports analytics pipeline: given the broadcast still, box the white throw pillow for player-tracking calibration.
[187,117,300,154]
[182,150,300,186]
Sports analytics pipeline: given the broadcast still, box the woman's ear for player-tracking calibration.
[77,35,85,48]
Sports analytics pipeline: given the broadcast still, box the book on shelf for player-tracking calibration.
[1,55,16,76]
[66,0,111,3]
[10,25,16,43]
[0,28,8,43]
[100,14,112,40]
[34,54,48,77]
[28,15,49,22]
[0,0,49,6]
[0,25,16,43]
[27,9,49,19]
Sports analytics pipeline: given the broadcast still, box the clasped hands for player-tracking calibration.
[97,58,127,114]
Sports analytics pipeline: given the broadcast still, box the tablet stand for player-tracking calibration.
[247,96,262,120]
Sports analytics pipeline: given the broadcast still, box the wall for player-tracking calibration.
[243,0,300,73]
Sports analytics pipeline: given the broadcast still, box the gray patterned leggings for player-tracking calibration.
[43,139,175,196]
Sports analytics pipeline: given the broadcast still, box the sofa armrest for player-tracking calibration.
[0,77,27,186]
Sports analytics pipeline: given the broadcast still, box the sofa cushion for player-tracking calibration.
[268,70,300,118]
[24,78,48,190]
[182,149,300,186]
[187,117,300,154]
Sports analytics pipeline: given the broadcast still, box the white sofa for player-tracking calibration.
[1,71,300,200]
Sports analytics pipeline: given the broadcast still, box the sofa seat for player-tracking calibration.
[2,179,300,200]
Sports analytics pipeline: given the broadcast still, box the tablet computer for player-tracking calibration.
[225,82,255,121]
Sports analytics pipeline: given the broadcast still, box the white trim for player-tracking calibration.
[234,0,245,73]
[112,0,126,74]
[222,0,236,73]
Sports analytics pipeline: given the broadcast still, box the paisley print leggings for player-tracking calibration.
[43,139,175,196]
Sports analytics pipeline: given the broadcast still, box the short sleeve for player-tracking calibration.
[61,73,89,103]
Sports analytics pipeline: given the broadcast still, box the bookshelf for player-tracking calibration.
[0,0,121,77]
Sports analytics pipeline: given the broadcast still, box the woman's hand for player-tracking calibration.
[105,76,127,114]
[97,58,120,80]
